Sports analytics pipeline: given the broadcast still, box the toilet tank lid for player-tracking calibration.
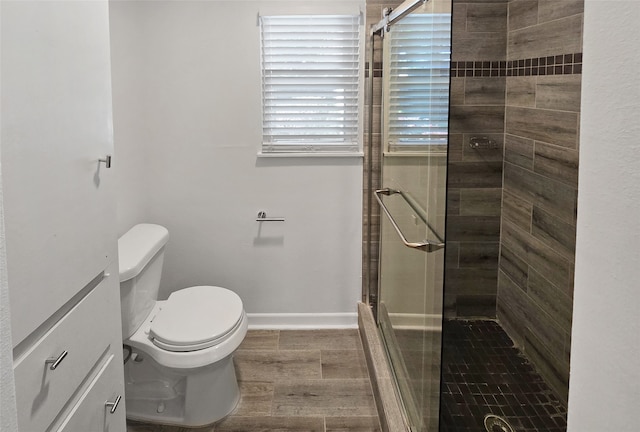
[118,224,169,282]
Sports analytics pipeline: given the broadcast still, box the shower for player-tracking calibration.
[364,0,581,430]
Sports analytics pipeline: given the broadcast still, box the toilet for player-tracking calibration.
[118,223,248,427]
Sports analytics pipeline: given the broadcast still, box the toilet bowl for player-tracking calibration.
[118,224,247,427]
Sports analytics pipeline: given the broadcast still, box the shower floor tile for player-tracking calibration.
[126,329,381,432]
[440,320,568,432]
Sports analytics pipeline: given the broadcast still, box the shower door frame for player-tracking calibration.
[365,1,452,430]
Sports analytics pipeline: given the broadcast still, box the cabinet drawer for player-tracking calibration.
[55,354,125,432]
[14,274,120,432]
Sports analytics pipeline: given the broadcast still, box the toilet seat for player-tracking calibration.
[125,299,248,370]
[149,286,244,352]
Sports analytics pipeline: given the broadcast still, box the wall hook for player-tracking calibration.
[99,155,112,168]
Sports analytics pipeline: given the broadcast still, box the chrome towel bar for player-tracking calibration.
[374,188,445,253]
[256,211,285,222]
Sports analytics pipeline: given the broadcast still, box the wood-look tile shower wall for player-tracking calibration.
[445,0,507,317]
[498,0,583,404]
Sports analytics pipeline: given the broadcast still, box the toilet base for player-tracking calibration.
[124,348,240,427]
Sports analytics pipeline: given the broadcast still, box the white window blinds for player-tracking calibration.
[260,15,361,153]
[386,13,451,151]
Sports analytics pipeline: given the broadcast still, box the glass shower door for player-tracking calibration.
[375,2,451,431]
[377,160,447,432]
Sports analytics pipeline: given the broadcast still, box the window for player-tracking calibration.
[260,15,362,154]
[385,13,451,152]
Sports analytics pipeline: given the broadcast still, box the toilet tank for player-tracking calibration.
[118,224,169,339]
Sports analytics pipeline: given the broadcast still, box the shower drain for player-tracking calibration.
[484,414,515,432]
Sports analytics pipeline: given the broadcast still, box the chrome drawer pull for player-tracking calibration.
[105,395,122,414]
[45,350,68,370]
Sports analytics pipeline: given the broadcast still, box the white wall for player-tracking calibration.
[0,158,18,432]
[110,1,152,235]
[568,0,640,430]
[0,8,16,420]
[110,0,364,326]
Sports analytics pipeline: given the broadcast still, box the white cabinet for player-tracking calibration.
[1,0,117,346]
[12,274,123,432]
[55,355,125,432]
[0,1,126,431]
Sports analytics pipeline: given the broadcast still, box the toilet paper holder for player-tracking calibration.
[256,211,285,222]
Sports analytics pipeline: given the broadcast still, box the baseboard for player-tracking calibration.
[246,312,358,329]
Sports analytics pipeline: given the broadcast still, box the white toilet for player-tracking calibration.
[118,223,248,427]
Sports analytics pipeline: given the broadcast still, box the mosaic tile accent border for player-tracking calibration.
[451,61,507,77]
[364,61,383,78]
[368,53,583,78]
[451,52,583,77]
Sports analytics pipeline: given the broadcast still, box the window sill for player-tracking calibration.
[257,151,364,158]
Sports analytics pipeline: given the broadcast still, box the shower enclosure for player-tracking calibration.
[366,0,451,430]
[365,0,580,431]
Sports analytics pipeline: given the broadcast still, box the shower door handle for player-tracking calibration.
[374,189,445,253]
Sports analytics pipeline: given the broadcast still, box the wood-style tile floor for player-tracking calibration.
[127,329,382,432]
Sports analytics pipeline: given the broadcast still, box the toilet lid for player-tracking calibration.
[149,286,244,351]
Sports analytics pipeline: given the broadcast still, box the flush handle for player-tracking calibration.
[45,350,68,370]
[105,395,122,414]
